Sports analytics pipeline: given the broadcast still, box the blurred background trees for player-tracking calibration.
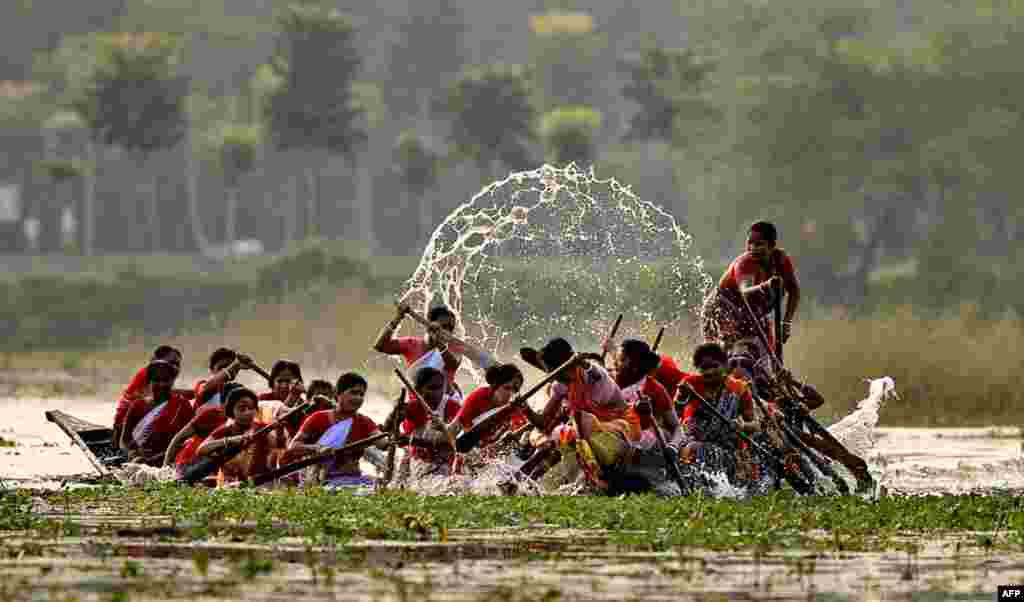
[0,0,1021,317]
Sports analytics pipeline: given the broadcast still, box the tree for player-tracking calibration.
[527,5,606,113]
[620,37,717,144]
[394,130,442,246]
[538,106,602,166]
[38,110,88,253]
[387,0,468,121]
[205,121,261,247]
[264,3,367,243]
[444,64,536,179]
[67,32,187,252]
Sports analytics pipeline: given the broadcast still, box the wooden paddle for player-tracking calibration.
[737,292,865,471]
[378,388,407,490]
[652,327,665,353]
[393,368,458,452]
[252,432,390,487]
[454,352,581,453]
[600,314,624,364]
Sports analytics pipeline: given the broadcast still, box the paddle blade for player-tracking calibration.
[455,429,482,454]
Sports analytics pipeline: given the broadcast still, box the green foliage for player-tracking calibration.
[445,64,536,172]
[43,484,1024,552]
[387,0,468,118]
[394,130,441,196]
[0,241,382,351]
[538,105,602,166]
[621,37,717,143]
[66,32,188,154]
[35,158,86,181]
[264,4,366,158]
[0,80,55,129]
[527,8,607,113]
[205,121,262,185]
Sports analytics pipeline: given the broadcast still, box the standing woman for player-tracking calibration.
[702,221,801,359]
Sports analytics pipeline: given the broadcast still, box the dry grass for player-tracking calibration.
[3,294,1022,427]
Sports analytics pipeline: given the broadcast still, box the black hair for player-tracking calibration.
[152,345,181,361]
[750,221,778,243]
[270,360,302,383]
[427,305,455,323]
[693,342,728,367]
[620,338,661,374]
[485,363,524,388]
[540,337,574,372]
[208,347,236,372]
[335,372,367,393]
[146,360,179,382]
[224,386,257,419]
[308,379,335,395]
[414,366,444,389]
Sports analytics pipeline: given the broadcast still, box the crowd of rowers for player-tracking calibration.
[108,220,874,495]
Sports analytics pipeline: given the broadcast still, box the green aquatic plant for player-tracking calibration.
[16,485,1024,553]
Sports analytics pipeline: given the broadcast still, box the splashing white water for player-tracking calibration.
[391,164,711,380]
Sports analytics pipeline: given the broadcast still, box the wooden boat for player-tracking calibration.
[44,410,128,477]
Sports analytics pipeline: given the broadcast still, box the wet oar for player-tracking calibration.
[455,353,580,453]
[252,432,389,487]
[600,314,624,364]
[393,368,458,452]
[378,388,407,490]
[680,382,813,495]
[651,327,665,353]
[738,294,864,474]
[182,400,314,485]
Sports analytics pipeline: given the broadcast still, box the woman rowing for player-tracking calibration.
[285,373,387,489]
[112,345,187,447]
[120,360,195,464]
[448,363,534,451]
[196,387,278,486]
[677,343,761,487]
[522,338,640,492]
[400,363,463,480]
[162,382,245,482]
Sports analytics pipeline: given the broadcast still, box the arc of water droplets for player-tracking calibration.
[396,163,713,384]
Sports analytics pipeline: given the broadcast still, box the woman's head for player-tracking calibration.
[616,339,661,381]
[224,386,258,425]
[208,347,236,373]
[270,360,302,398]
[335,372,367,413]
[152,345,182,369]
[693,342,729,386]
[414,366,446,406]
[747,221,778,258]
[485,363,524,404]
[307,379,335,402]
[146,360,179,396]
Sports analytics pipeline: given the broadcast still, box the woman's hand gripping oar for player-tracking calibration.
[378,388,407,490]
[680,381,814,495]
[392,368,458,453]
[644,327,687,493]
[738,293,866,475]
[183,399,316,485]
[455,353,581,453]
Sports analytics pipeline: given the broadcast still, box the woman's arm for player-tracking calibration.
[373,303,408,353]
[162,423,196,467]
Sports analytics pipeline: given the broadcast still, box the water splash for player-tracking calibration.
[394,163,712,379]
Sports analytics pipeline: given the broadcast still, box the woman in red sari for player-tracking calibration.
[120,360,195,464]
[286,373,386,488]
[197,387,276,485]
